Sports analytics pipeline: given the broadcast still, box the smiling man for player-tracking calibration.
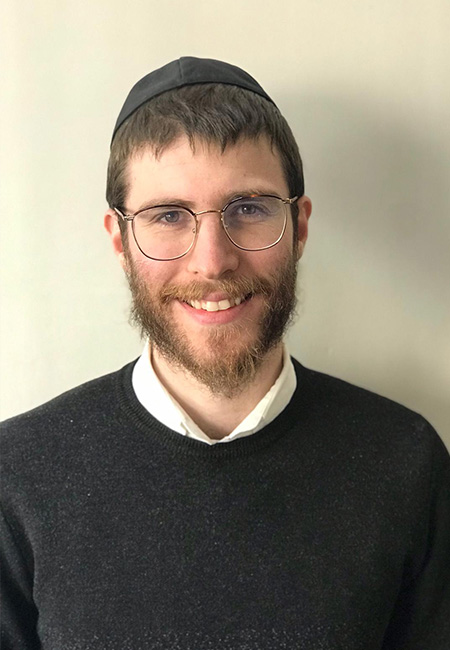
[106,133,308,438]
[1,57,449,649]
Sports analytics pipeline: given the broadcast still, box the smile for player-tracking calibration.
[184,295,247,312]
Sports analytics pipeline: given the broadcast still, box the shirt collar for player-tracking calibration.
[132,342,296,445]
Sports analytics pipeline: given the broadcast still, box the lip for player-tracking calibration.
[177,295,252,325]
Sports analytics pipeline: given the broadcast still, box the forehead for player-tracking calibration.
[125,135,288,208]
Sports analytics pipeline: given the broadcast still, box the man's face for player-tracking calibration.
[106,135,310,396]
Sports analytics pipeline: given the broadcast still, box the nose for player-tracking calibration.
[186,211,239,279]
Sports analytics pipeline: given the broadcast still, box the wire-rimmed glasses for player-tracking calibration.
[114,194,298,261]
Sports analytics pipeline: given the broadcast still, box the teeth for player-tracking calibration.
[203,301,219,312]
[186,296,246,311]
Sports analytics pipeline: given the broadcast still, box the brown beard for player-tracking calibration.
[125,255,298,398]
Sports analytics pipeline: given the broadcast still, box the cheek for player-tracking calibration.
[132,258,183,292]
[256,238,295,273]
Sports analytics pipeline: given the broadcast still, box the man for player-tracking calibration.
[1,57,449,649]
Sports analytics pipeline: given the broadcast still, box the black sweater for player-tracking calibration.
[1,359,449,649]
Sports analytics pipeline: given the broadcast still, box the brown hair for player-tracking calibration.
[106,84,304,242]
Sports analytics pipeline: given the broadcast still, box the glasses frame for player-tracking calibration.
[114,194,298,261]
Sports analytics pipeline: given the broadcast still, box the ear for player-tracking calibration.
[295,196,312,259]
[104,209,128,271]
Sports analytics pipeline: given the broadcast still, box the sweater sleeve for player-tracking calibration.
[383,433,450,649]
[0,507,40,650]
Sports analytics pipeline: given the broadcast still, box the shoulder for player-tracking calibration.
[292,356,433,428]
[0,360,137,460]
[290,357,448,466]
[287,359,450,527]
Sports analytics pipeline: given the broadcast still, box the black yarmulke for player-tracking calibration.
[111,56,275,144]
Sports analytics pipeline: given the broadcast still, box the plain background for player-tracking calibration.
[1,1,449,449]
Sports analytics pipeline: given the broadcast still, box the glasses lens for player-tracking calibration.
[223,196,287,250]
[132,207,196,260]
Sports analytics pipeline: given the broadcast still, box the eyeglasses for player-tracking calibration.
[114,194,298,261]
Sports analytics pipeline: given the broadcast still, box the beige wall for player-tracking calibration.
[1,0,449,448]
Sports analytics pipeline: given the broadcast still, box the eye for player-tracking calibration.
[158,210,183,224]
[137,207,192,229]
[236,201,256,214]
[226,197,274,221]
[239,200,267,214]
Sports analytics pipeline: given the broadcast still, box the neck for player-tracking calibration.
[151,344,284,440]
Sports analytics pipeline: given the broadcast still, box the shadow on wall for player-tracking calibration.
[281,92,450,446]
[282,92,449,290]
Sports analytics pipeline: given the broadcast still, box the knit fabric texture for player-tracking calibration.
[1,359,450,649]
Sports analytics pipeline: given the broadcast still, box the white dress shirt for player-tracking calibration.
[132,342,296,445]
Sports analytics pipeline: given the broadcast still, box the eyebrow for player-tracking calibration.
[132,188,283,213]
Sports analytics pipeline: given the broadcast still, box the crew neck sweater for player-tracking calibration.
[1,359,449,649]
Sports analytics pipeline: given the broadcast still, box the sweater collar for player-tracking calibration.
[131,342,296,445]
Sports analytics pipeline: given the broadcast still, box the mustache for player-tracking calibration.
[159,276,274,304]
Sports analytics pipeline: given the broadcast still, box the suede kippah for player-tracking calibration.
[111,56,275,144]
